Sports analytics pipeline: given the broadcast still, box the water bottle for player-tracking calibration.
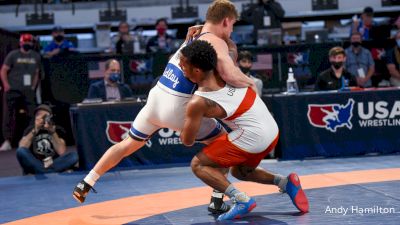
[286,67,299,94]
[133,34,141,54]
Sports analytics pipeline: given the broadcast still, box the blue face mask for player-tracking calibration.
[109,73,120,83]
[397,39,400,48]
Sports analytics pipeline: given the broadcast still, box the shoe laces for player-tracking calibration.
[78,181,97,194]
[233,192,250,203]
[90,186,97,193]
[220,202,230,211]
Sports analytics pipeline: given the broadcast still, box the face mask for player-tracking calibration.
[397,39,400,48]
[351,42,361,48]
[54,35,64,42]
[109,73,120,83]
[157,27,166,36]
[239,66,251,75]
[22,44,32,51]
[331,61,343,70]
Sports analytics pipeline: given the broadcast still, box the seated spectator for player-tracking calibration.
[390,15,400,37]
[386,31,400,86]
[87,59,133,101]
[345,32,375,87]
[44,26,77,58]
[315,47,357,91]
[111,21,135,55]
[146,18,175,54]
[16,104,78,174]
[350,6,376,41]
[237,51,263,95]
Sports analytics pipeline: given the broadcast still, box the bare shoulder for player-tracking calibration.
[198,34,227,50]
[187,95,207,114]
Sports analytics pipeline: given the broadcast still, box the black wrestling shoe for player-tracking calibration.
[73,180,97,203]
[207,190,231,214]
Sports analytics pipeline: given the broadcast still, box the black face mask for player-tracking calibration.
[22,44,32,51]
[54,35,64,42]
[351,42,361,48]
[239,66,251,75]
[331,61,343,70]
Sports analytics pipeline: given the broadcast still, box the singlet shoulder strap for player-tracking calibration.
[188,32,211,44]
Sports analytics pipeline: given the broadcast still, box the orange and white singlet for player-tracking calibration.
[194,84,279,153]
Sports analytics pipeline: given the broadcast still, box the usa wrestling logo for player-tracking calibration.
[307,99,355,132]
[105,121,132,144]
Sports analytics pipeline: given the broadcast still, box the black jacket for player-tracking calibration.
[241,0,285,29]
[315,68,358,91]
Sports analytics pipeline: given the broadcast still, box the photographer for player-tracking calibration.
[16,104,78,175]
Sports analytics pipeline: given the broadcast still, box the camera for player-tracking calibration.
[43,114,54,125]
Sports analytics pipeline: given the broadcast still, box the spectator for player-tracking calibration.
[44,26,76,58]
[386,31,400,87]
[87,59,133,101]
[350,6,376,41]
[1,33,41,151]
[16,104,78,174]
[315,47,357,91]
[345,32,375,87]
[237,51,263,95]
[240,0,285,43]
[391,15,400,37]
[146,18,175,54]
[111,21,135,55]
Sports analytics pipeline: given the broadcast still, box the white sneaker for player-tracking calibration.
[0,140,12,151]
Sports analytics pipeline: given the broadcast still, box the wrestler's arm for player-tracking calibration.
[211,37,257,92]
[181,96,207,146]
[225,38,238,65]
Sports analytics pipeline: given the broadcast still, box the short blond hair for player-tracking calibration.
[206,0,239,24]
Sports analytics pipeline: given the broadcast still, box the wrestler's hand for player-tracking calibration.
[249,81,259,95]
[185,25,204,42]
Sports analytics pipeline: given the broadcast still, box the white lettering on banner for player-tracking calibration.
[158,137,182,145]
[390,101,400,118]
[357,101,400,119]
[163,68,180,88]
[358,102,374,119]
[359,118,400,127]
[145,139,152,148]
[375,101,389,119]
[158,128,175,138]
[154,128,183,146]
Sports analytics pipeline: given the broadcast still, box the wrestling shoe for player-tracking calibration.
[207,190,231,214]
[284,173,309,213]
[217,193,256,221]
[73,180,97,203]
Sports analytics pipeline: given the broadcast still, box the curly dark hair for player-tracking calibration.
[238,50,253,62]
[180,40,217,72]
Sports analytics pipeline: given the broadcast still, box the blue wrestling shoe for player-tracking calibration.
[285,173,309,213]
[217,193,256,221]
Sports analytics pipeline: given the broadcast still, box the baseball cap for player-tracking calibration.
[19,33,33,43]
[329,46,345,57]
[52,26,64,32]
[363,6,374,16]
[34,104,52,116]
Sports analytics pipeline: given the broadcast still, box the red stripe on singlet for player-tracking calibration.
[225,87,256,121]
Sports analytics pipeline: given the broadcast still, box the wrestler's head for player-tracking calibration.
[206,0,238,40]
[179,40,217,83]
